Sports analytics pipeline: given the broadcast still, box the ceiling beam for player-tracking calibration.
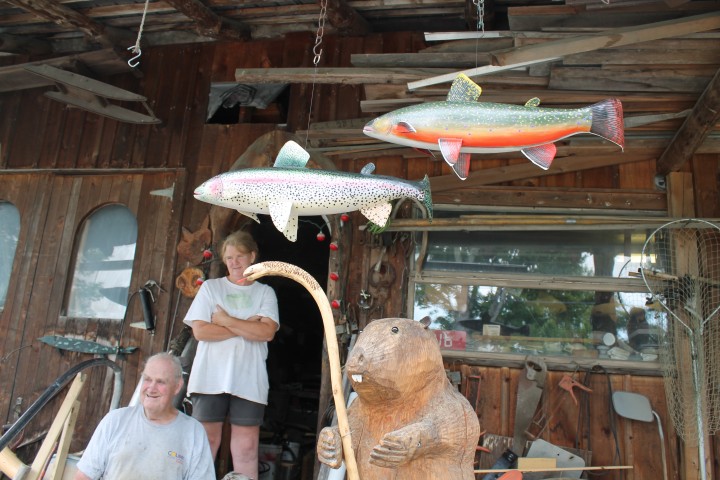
[656,66,720,175]
[4,0,133,48]
[323,0,370,36]
[163,0,250,40]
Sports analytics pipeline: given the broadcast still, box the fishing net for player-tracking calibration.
[640,219,720,457]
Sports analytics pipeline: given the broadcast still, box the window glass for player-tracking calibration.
[66,205,137,319]
[412,222,665,362]
[0,202,20,309]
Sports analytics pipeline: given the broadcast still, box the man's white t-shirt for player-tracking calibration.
[183,277,279,404]
[76,405,215,480]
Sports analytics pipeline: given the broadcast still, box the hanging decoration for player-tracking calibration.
[363,73,624,180]
[193,140,433,242]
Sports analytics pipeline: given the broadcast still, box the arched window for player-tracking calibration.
[66,205,138,319]
[0,202,20,310]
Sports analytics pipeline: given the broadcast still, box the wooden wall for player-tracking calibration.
[0,30,718,479]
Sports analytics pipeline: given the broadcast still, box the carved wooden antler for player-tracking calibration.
[243,261,359,480]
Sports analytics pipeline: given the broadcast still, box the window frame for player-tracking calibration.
[400,210,669,373]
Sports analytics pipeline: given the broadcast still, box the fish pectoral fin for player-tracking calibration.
[438,138,463,166]
[360,203,393,227]
[525,97,541,108]
[521,143,557,170]
[452,153,471,180]
[237,210,261,223]
[268,201,299,242]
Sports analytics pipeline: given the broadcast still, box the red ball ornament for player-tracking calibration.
[316,231,326,242]
[329,272,339,281]
[195,278,204,286]
[329,242,339,251]
[340,213,350,222]
[202,249,213,259]
[331,299,341,309]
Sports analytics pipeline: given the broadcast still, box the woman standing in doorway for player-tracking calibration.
[184,230,279,480]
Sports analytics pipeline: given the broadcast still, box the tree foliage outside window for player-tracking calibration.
[0,202,20,310]
[412,226,665,360]
[66,205,138,319]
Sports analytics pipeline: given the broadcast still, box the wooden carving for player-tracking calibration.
[176,216,212,266]
[317,317,481,480]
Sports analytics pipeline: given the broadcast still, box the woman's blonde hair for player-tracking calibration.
[221,230,259,258]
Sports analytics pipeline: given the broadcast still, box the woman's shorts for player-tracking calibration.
[190,393,265,426]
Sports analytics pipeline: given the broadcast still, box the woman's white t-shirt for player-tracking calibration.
[183,277,279,404]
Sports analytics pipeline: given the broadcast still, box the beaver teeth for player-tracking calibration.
[352,374,363,383]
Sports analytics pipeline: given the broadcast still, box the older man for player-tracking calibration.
[74,353,215,480]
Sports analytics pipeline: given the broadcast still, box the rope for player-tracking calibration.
[128,0,151,67]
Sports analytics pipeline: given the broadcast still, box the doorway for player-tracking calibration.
[247,214,330,479]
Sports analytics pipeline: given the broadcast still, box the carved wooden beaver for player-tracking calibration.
[317,317,480,479]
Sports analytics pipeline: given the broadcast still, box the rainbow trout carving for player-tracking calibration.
[363,74,624,180]
[193,140,432,241]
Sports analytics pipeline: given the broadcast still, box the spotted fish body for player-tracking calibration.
[193,141,432,241]
[363,73,624,180]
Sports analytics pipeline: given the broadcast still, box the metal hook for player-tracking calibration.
[127,46,141,68]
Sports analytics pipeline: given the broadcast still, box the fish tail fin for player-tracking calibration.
[419,175,433,222]
[590,99,625,151]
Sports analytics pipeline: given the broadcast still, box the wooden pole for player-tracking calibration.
[244,261,360,480]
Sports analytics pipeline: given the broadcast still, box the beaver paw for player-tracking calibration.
[317,426,343,469]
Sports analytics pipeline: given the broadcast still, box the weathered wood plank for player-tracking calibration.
[549,65,718,93]
[432,186,666,211]
[235,67,457,84]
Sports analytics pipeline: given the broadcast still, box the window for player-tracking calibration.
[409,212,666,363]
[66,205,138,319]
[0,202,20,310]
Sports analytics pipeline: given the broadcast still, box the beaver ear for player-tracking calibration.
[418,316,431,329]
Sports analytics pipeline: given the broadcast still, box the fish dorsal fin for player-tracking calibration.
[360,202,393,227]
[360,163,376,175]
[525,97,541,108]
[268,200,299,242]
[447,73,482,103]
[273,140,310,168]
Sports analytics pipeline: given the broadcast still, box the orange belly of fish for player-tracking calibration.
[411,125,589,148]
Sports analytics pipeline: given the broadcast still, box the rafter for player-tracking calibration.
[656,66,720,175]
[4,0,132,48]
[323,0,370,36]
[163,0,250,40]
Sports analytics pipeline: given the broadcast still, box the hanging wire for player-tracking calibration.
[127,0,151,67]
[305,0,328,148]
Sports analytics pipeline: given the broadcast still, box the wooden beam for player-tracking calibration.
[163,0,250,40]
[4,0,133,48]
[492,11,720,66]
[0,33,51,55]
[323,0,370,35]
[408,11,720,90]
[235,67,455,84]
[656,67,720,174]
[430,154,656,191]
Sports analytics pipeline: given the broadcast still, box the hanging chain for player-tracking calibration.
[306,0,328,147]
[473,0,485,35]
[313,0,328,67]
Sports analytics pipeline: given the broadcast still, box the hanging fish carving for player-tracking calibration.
[363,74,624,180]
[193,140,433,242]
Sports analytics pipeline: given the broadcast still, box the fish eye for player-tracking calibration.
[391,326,399,334]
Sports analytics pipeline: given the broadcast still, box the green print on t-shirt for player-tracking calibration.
[224,292,253,310]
